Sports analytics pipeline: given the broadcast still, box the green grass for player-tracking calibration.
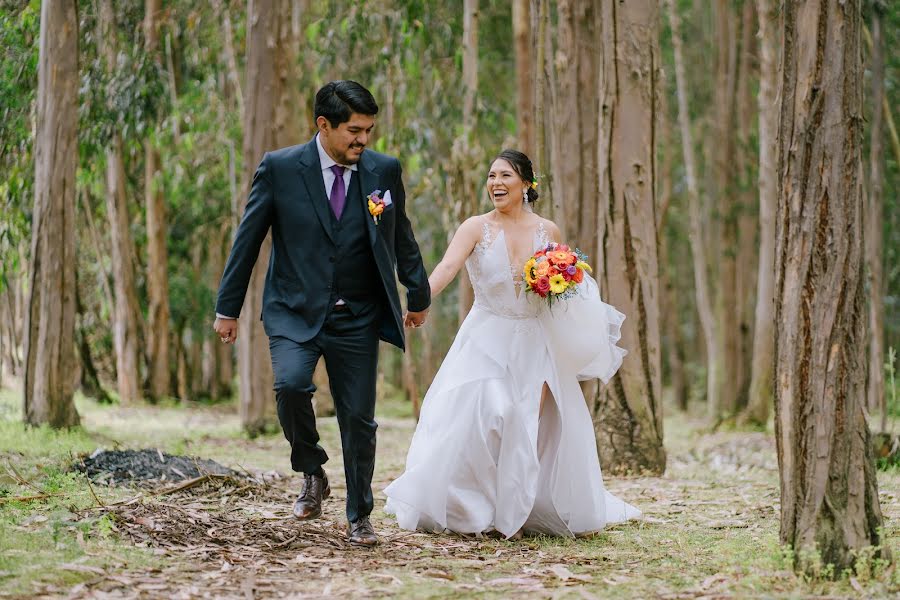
[1,385,898,598]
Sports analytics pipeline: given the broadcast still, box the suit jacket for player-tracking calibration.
[215,137,431,350]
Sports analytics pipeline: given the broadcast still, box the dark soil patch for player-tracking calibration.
[74,448,241,486]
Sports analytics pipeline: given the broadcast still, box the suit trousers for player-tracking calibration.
[269,302,380,523]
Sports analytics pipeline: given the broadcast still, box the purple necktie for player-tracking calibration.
[329,165,346,219]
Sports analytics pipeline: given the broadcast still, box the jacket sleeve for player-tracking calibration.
[215,154,274,318]
[390,161,431,312]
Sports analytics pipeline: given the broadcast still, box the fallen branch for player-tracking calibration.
[6,460,45,495]
[154,473,234,496]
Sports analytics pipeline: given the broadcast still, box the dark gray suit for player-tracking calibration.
[216,137,430,522]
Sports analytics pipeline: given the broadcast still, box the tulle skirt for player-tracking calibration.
[384,276,641,538]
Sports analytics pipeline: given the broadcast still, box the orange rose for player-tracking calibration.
[534,260,551,278]
[573,268,584,283]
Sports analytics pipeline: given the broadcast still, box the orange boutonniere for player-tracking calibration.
[367,189,386,224]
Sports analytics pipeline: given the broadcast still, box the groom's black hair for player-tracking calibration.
[315,80,379,128]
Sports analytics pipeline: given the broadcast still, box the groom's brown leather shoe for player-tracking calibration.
[292,471,330,520]
[347,517,379,547]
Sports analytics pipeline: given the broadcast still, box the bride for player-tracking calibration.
[384,149,641,538]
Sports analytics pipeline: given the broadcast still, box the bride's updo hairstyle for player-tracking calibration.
[495,149,540,204]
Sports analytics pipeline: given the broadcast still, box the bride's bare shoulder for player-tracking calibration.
[455,215,488,242]
[535,215,562,241]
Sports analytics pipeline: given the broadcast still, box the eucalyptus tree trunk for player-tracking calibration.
[533,0,556,216]
[512,0,534,156]
[666,0,720,416]
[743,0,779,427]
[657,89,689,411]
[239,0,302,434]
[734,0,758,414]
[775,0,888,572]
[711,0,741,420]
[592,0,665,476]
[24,0,80,427]
[207,224,233,400]
[866,3,885,423]
[456,0,479,324]
[100,0,142,404]
[144,0,171,402]
[553,0,599,245]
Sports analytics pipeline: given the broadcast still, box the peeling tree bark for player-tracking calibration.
[24,0,80,428]
[775,0,889,572]
[592,0,665,476]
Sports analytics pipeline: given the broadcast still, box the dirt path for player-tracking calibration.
[23,413,900,599]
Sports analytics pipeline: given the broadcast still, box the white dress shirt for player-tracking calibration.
[216,134,357,319]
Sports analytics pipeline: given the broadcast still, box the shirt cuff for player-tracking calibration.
[216,313,237,320]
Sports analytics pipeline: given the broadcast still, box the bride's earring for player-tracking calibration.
[523,188,528,203]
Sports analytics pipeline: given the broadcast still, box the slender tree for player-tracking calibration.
[743,0,779,426]
[238,0,302,434]
[512,0,534,156]
[666,0,720,416]
[774,0,888,572]
[455,0,479,324]
[866,1,886,423]
[144,0,171,401]
[711,0,741,419]
[24,0,80,427]
[592,0,665,475]
[99,0,142,403]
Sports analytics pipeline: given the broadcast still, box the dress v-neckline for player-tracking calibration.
[485,223,546,299]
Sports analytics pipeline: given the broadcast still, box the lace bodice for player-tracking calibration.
[465,219,551,319]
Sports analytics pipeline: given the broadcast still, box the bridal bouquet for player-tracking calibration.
[523,243,592,305]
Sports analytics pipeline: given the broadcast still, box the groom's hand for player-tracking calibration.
[404,309,428,329]
[214,317,239,344]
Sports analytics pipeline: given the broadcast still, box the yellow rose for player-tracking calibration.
[549,274,568,294]
[575,260,592,274]
[523,258,537,284]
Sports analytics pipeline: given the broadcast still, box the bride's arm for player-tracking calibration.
[428,217,481,298]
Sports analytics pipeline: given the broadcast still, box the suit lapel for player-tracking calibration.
[297,139,336,244]
[356,153,379,247]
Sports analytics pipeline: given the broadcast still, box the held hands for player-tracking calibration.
[404,308,428,329]
[214,317,238,344]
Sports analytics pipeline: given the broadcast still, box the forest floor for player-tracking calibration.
[0,382,898,599]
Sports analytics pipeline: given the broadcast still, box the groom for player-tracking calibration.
[213,80,430,546]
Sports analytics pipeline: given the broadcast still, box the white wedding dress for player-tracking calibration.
[384,219,641,538]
